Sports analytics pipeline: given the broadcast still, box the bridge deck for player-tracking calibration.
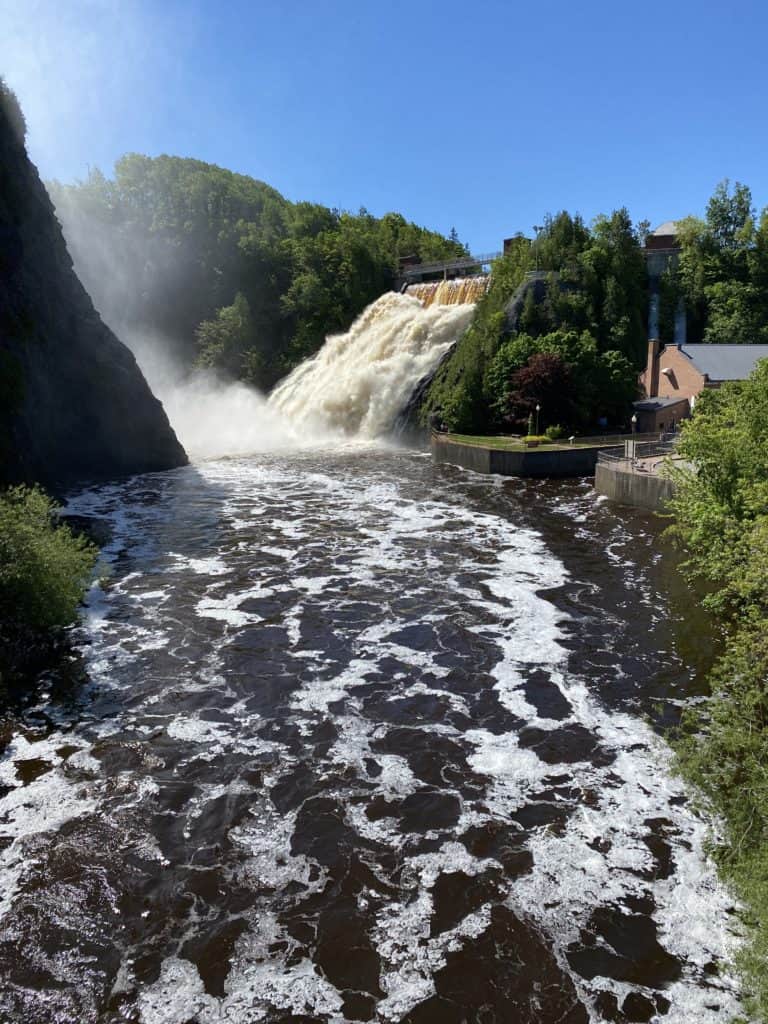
[401,251,501,280]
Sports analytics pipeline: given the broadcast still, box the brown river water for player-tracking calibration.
[0,445,743,1023]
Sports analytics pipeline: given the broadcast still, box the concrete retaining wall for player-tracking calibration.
[594,462,675,511]
[431,435,614,478]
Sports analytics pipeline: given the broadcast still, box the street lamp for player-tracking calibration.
[535,403,541,436]
[631,413,637,435]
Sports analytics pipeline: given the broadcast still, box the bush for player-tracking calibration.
[0,486,97,631]
[545,424,564,440]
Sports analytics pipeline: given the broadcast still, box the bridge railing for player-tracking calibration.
[401,251,501,279]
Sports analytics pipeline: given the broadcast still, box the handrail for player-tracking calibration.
[402,252,501,278]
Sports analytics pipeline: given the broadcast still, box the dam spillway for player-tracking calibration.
[405,276,490,307]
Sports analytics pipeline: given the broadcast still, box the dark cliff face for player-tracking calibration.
[0,86,187,491]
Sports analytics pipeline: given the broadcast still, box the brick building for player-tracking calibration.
[635,341,768,432]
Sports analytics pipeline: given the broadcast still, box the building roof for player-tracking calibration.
[678,344,768,381]
[652,221,678,236]
[633,396,689,411]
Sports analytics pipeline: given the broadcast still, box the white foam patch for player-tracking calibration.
[289,658,379,714]
[41,450,746,1022]
[167,553,230,576]
[195,584,272,626]
[0,734,98,921]
[328,715,419,799]
[231,802,321,894]
[373,843,497,1020]
[465,728,550,811]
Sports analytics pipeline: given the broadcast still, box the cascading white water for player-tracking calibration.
[268,291,474,440]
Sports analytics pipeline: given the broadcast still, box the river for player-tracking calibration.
[0,445,743,1023]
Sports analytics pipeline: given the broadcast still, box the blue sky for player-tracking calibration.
[2,0,767,252]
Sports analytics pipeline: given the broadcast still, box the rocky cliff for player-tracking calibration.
[0,83,186,490]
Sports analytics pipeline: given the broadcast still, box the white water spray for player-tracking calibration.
[268,291,474,440]
[116,327,298,459]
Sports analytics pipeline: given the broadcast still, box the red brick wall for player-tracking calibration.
[655,347,707,400]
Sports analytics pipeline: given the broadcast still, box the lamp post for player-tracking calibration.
[631,413,637,435]
[535,403,541,436]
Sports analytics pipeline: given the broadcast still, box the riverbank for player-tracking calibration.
[665,370,768,1021]
[431,431,624,478]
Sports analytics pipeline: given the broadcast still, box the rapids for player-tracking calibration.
[0,446,744,1023]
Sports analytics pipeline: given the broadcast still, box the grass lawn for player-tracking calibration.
[442,432,620,451]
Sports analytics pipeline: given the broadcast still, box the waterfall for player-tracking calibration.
[405,276,489,307]
[268,291,474,440]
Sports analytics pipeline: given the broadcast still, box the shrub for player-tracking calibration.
[545,424,564,440]
[0,486,97,631]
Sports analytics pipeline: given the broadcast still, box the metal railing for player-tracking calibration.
[401,252,501,280]
[597,433,680,470]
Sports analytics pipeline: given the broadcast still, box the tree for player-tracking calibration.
[669,360,768,1015]
[504,352,577,432]
[0,486,97,631]
[195,293,255,380]
[706,179,755,251]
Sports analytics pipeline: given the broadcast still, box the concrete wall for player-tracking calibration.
[431,435,613,478]
[432,437,492,473]
[594,462,675,511]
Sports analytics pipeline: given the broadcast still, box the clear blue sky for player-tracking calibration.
[2,0,767,252]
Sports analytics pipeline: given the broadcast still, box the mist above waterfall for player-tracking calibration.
[268,292,475,440]
[114,326,298,459]
[48,182,477,457]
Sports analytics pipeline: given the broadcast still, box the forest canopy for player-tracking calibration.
[48,154,466,390]
[51,165,768,437]
[423,181,768,436]
[421,209,648,434]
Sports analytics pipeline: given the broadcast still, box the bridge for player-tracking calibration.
[400,251,501,283]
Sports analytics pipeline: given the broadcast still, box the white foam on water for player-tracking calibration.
[230,803,321,894]
[465,728,551,811]
[166,553,231,577]
[19,452,743,1022]
[373,843,498,1020]
[195,583,272,626]
[289,658,380,715]
[327,714,419,799]
[137,956,211,1024]
[0,734,98,921]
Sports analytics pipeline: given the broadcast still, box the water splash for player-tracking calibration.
[268,291,474,440]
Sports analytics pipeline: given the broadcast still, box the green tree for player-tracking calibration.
[671,181,768,346]
[0,486,97,632]
[195,293,255,380]
[669,360,768,1017]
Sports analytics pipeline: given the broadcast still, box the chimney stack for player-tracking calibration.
[645,340,661,398]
